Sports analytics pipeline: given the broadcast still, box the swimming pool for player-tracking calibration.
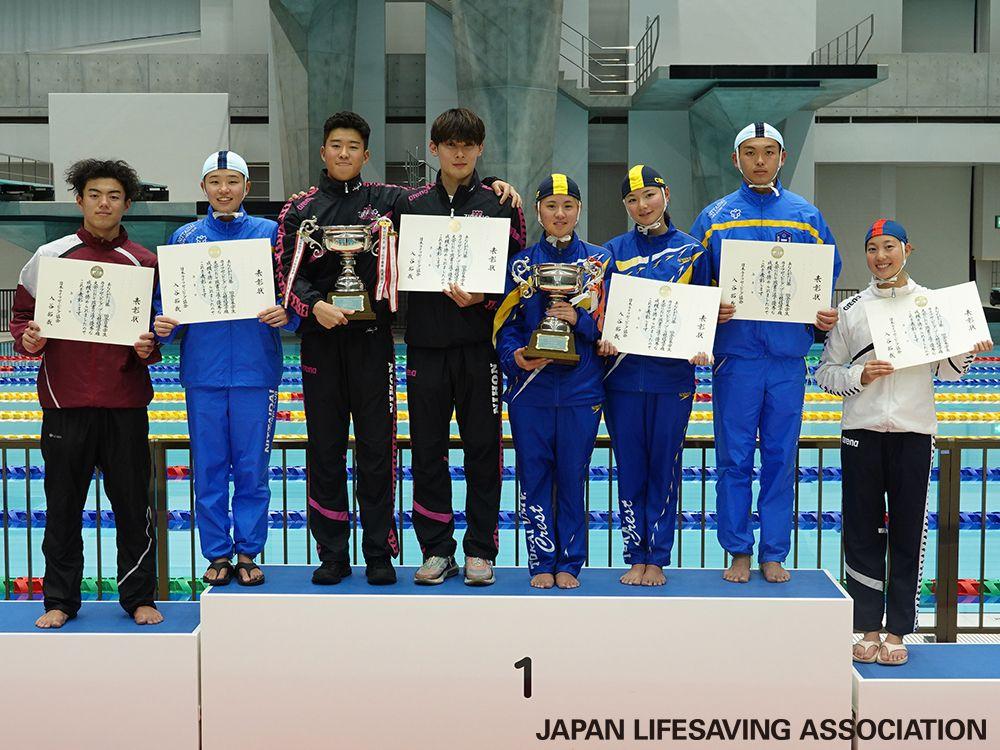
[1,341,998,624]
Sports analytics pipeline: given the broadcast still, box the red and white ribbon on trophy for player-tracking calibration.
[281,217,319,310]
[375,217,399,312]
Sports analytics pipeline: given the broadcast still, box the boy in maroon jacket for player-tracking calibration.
[11,159,163,628]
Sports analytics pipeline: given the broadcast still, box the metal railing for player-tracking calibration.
[2,434,997,641]
[0,154,54,186]
[634,15,660,90]
[558,16,658,96]
[833,288,859,305]
[0,289,15,333]
[811,14,874,65]
[403,147,432,188]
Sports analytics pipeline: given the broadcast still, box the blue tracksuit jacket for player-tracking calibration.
[689,180,840,563]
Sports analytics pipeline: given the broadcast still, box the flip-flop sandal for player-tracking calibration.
[234,561,266,587]
[202,560,234,587]
[852,639,881,663]
[876,641,908,666]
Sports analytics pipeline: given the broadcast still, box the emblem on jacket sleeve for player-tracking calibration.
[775,229,793,242]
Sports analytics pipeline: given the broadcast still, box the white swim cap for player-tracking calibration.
[201,150,250,180]
[733,122,784,152]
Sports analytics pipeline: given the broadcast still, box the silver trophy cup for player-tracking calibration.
[298,220,376,319]
[512,259,604,364]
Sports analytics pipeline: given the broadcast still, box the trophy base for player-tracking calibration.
[328,291,375,320]
[523,330,579,365]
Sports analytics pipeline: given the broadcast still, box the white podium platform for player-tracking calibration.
[0,600,200,750]
[201,566,852,749]
[852,645,1000,748]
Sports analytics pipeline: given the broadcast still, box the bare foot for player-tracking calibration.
[236,553,263,584]
[723,553,751,583]
[760,561,791,583]
[133,605,164,626]
[620,564,645,585]
[530,573,555,589]
[853,631,882,662]
[35,609,69,629]
[555,572,580,589]
[640,565,666,586]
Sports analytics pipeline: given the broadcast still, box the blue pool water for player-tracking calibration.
[1,341,998,617]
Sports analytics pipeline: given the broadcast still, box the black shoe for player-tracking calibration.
[312,560,352,585]
[365,557,397,586]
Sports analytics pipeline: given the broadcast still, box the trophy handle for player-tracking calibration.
[583,257,605,289]
[511,257,534,298]
[297,217,324,254]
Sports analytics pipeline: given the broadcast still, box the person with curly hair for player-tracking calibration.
[10,158,163,628]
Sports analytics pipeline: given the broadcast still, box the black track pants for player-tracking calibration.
[841,429,932,636]
[406,342,502,560]
[40,408,156,617]
[301,328,399,563]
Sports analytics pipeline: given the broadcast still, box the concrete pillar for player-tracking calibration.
[354,0,386,182]
[628,110,695,231]
[425,1,458,175]
[451,0,563,231]
[554,91,589,240]
[269,0,357,194]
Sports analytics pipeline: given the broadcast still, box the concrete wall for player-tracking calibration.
[386,122,427,165]
[590,0,629,45]
[630,0,816,66]
[230,123,270,164]
[355,0,387,182]
[0,238,34,290]
[43,0,271,55]
[48,93,228,202]
[0,0,199,53]
[552,90,590,239]
[972,165,1000,261]
[902,0,975,53]
[628,110,696,230]
[0,52,267,117]
[811,122,1000,164]
[387,2,427,54]
[0,123,50,162]
[424,3,458,157]
[559,0,588,84]
[815,164,973,295]
[820,53,1000,115]
[815,0,902,57]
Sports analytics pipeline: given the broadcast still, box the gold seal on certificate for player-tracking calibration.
[297,220,376,320]
[512,259,604,365]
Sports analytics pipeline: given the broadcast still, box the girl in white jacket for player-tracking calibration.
[816,219,992,666]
